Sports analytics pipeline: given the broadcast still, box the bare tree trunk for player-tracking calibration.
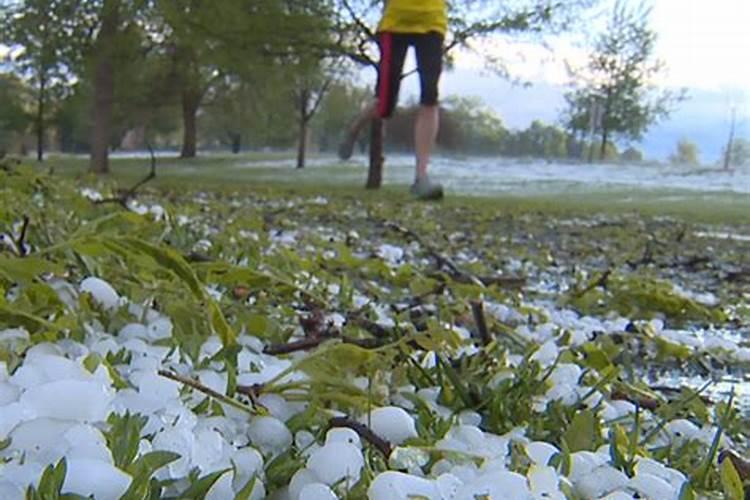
[297,119,309,169]
[724,107,736,171]
[600,127,609,161]
[36,74,45,162]
[366,118,384,189]
[89,0,119,174]
[180,89,200,159]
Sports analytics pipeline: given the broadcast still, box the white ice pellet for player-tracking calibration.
[0,382,20,406]
[307,442,364,486]
[368,471,440,500]
[528,465,565,499]
[325,427,361,448]
[634,458,687,490]
[119,323,150,341]
[368,406,418,446]
[80,277,121,310]
[21,379,114,422]
[299,483,338,500]
[231,447,264,492]
[289,468,321,500]
[258,393,295,422]
[628,472,676,499]
[205,471,234,500]
[455,471,530,500]
[526,441,560,466]
[248,416,293,457]
[575,465,629,499]
[62,459,132,500]
[0,481,23,499]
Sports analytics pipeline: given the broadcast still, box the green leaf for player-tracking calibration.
[720,457,745,500]
[563,409,600,452]
[0,256,62,285]
[208,300,236,347]
[176,469,231,499]
[234,475,258,500]
[105,412,148,469]
[120,451,181,500]
[0,305,60,334]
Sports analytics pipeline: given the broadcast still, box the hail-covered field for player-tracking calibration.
[1,165,749,499]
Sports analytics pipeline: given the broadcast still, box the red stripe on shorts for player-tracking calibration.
[377,33,393,118]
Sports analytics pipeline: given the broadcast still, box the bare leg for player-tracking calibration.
[415,104,439,180]
[338,101,378,160]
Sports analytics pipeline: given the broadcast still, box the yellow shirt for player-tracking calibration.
[378,0,448,35]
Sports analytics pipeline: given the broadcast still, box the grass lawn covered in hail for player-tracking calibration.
[1,160,749,499]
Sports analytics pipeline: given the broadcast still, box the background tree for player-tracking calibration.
[1,0,75,161]
[723,137,750,169]
[670,139,700,166]
[0,72,30,155]
[564,1,684,162]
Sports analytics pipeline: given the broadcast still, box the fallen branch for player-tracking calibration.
[470,300,492,345]
[385,222,484,288]
[329,417,393,458]
[158,369,257,414]
[95,143,157,208]
[15,216,30,257]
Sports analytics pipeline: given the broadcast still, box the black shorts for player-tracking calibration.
[375,31,444,119]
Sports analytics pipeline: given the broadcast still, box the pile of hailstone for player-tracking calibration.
[0,276,729,500]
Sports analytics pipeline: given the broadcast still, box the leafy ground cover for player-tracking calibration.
[1,160,749,499]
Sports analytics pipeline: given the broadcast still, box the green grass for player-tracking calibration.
[31,153,750,225]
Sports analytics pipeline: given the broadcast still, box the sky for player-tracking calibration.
[397,0,750,162]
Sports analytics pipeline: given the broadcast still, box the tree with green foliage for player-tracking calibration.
[723,137,749,169]
[332,0,601,187]
[0,72,30,155]
[670,139,700,166]
[564,1,683,162]
[1,0,75,161]
[620,146,644,163]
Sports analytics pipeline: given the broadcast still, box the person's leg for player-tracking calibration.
[338,33,408,160]
[410,32,444,198]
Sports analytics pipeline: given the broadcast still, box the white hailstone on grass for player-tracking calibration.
[455,471,531,500]
[63,424,113,463]
[296,431,317,451]
[600,492,636,500]
[531,340,559,367]
[436,473,463,499]
[548,363,582,386]
[325,428,361,448]
[192,428,230,473]
[62,459,131,500]
[526,441,560,466]
[368,471,440,500]
[21,379,114,422]
[289,468,322,499]
[300,483,338,500]
[0,382,20,405]
[0,402,29,439]
[248,416,293,457]
[528,465,565,500]
[664,419,700,444]
[205,471,234,500]
[80,277,121,310]
[307,442,364,486]
[231,447,264,492]
[0,481,23,498]
[197,370,228,396]
[119,323,150,342]
[258,393,296,422]
[9,418,75,464]
[458,410,482,427]
[133,370,181,402]
[574,465,629,499]
[0,462,44,492]
[568,451,610,483]
[628,472,676,499]
[634,458,686,491]
[367,406,418,446]
[153,426,196,478]
[375,244,404,264]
